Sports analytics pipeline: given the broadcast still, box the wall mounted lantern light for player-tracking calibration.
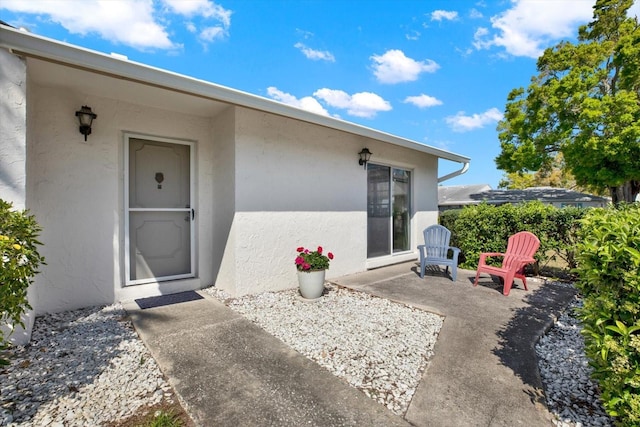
[75,106,97,141]
[358,148,372,169]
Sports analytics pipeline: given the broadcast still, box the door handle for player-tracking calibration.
[191,208,195,220]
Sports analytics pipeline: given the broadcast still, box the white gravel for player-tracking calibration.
[0,304,174,426]
[204,283,443,416]
[0,282,614,426]
[535,296,615,427]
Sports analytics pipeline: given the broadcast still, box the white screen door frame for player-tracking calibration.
[124,133,196,286]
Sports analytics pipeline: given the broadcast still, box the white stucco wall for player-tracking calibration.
[210,106,237,291]
[214,107,440,296]
[25,82,215,313]
[0,47,36,345]
[0,48,27,208]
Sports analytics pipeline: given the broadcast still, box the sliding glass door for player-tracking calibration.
[367,164,411,258]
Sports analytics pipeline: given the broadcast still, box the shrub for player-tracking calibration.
[0,199,45,364]
[575,203,640,424]
[440,202,585,272]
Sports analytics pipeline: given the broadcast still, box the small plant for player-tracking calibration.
[143,410,183,427]
[295,246,334,271]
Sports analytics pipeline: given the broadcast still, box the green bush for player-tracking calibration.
[440,202,585,271]
[0,199,45,363]
[575,203,640,424]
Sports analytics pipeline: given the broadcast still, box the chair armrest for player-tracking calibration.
[417,244,426,255]
[450,247,461,262]
[478,252,504,265]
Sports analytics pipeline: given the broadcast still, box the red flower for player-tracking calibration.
[328,252,334,260]
[317,246,323,254]
[296,247,304,253]
[295,256,304,265]
[304,249,309,253]
[302,262,311,270]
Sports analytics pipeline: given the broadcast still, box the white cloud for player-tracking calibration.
[445,107,503,132]
[404,94,443,108]
[431,10,458,21]
[296,29,315,39]
[370,49,439,84]
[474,0,594,58]
[267,87,330,116]
[469,8,483,19]
[405,30,421,41]
[313,88,392,118]
[162,0,231,27]
[0,0,174,49]
[0,0,232,50]
[473,27,491,50]
[294,43,335,62]
[200,26,225,42]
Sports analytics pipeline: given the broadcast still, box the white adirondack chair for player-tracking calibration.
[417,224,461,281]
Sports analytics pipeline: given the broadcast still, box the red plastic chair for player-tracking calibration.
[473,231,540,296]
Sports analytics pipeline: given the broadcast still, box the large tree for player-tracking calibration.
[496,0,640,203]
[498,154,607,195]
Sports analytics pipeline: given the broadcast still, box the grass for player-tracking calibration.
[105,399,194,427]
[143,410,181,427]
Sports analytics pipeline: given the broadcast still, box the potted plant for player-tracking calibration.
[295,246,334,299]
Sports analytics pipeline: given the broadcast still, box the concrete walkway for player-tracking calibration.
[124,262,576,426]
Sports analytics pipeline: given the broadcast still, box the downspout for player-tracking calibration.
[438,161,469,183]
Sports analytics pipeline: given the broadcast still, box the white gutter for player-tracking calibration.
[438,161,470,183]
[0,25,471,166]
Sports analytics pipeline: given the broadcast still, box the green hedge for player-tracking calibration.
[439,201,585,271]
[0,199,45,364]
[575,203,640,424]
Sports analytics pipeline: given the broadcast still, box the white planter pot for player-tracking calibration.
[297,269,326,299]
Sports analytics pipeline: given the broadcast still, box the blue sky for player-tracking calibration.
[2,0,638,187]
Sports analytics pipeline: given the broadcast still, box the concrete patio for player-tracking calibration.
[124,261,577,426]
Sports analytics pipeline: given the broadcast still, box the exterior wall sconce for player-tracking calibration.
[75,106,97,141]
[358,148,372,169]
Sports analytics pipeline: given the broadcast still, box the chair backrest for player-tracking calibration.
[423,225,452,259]
[502,231,540,269]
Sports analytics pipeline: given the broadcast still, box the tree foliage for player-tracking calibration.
[499,154,607,196]
[496,0,640,203]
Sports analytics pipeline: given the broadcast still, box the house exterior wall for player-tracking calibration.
[0,47,36,345]
[210,106,237,290]
[4,54,443,316]
[214,107,439,296]
[23,82,216,314]
[0,49,27,208]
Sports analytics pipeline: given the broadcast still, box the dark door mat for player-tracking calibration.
[135,290,204,309]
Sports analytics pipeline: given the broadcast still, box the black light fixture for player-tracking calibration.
[75,106,97,141]
[358,148,372,169]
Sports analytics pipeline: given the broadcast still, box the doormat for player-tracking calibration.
[135,290,203,310]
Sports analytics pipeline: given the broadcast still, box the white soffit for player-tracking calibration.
[0,25,470,164]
